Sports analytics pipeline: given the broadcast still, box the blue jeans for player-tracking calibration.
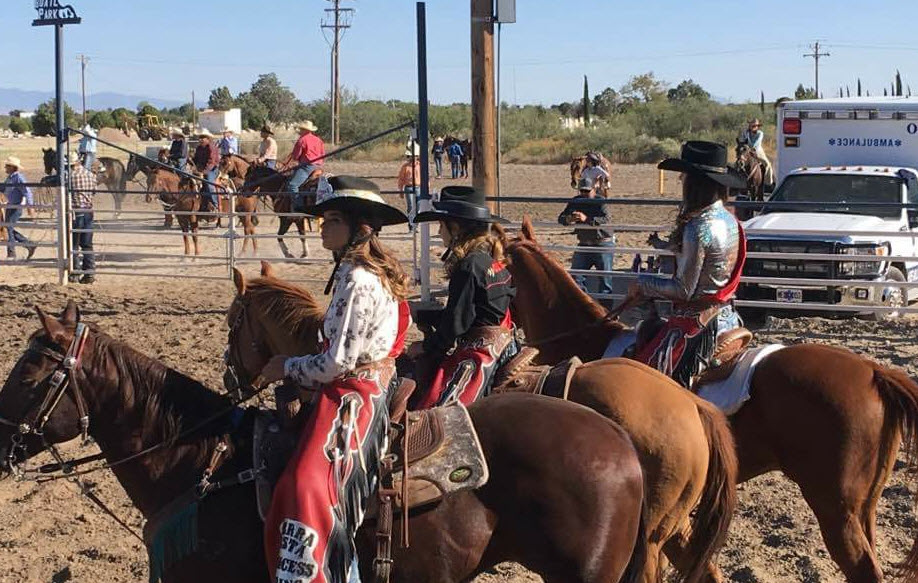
[265,159,276,170]
[450,156,460,179]
[571,240,615,295]
[72,211,95,272]
[433,156,443,177]
[171,157,186,170]
[81,151,95,171]
[203,168,219,209]
[403,186,418,221]
[288,164,319,211]
[5,207,30,257]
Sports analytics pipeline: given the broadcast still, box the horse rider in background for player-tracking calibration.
[408,186,519,408]
[558,175,615,296]
[255,123,278,169]
[623,141,747,388]
[740,118,774,186]
[78,124,98,171]
[168,129,188,170]
[218,127,239,156]
[256,176,411,583]
[282,120,325,211]
[580,151,610,193]
[193,129,221,213]
[431,136,445,178]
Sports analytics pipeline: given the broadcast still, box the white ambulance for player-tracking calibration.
[739,97,918,317]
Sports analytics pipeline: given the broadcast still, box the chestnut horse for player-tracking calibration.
[43,147,129,215]
[570,153,613,196]
[240,166,318,259]
[228,262,737,583]
[504,218,918,583]
[733,141,765,220]
[146,167,201,256]
[217,155,259,256]
[0,301,648,583]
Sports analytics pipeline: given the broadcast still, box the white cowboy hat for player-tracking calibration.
[196,128,214,138]
[222,126,234,133]
[404,142,421,157]
[296,120,318,132]
[3,156,22,169]
[170,127,184,136]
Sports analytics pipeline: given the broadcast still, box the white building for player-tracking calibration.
[197,108,242,134]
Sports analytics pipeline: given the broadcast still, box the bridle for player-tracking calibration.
[223,295,271,400]
[0,322,92,476]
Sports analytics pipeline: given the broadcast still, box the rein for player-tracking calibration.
[524,313,618,347]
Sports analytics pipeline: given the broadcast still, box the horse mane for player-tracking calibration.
[79,326,230,459]
[244,276,324,348]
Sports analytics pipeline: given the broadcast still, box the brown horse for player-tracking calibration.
[146,167,201,256]
[43,148,130,215]
[733,140,765,220]
[570,153,613,196]
[504,218,918,583]
[241,165,318,258]
[229,262,738,583]
[216,155,260,256]
[0,300,648,583]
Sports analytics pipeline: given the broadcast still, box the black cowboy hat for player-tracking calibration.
[304,175,407,228]
[260,122,274,135]
[658,140,746,189]
[414,185,508,224]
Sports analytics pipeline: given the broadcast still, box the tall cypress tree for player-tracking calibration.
[583,75,591,126]
[857,78,862,97]
[896,70,903,96]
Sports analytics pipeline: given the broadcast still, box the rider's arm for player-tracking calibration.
[423,262,478,354]
[748,130,763,150]
[636,221,704,301]
[558,201,577,225]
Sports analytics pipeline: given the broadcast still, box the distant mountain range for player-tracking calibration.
[0,87,184,114]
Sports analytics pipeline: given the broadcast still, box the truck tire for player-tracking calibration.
[870,266,906,321]
[139,128,150,141]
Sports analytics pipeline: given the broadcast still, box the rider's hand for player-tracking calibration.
[260,354,289,384]
[406,342,425,359]
[571,211,587,223]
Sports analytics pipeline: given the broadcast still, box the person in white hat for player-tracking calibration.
[78,124,98,171]
[431,136,445,178]
[168,128,188,169]
[396,141,422,219]
[1,157,37,260]
[218,126,238,157]
[281,120,325,208]
[193,129,220,212]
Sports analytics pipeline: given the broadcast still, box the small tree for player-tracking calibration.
[666,79,710,102]
[89,110,116,129]
[208,86,236,110]
[794,84,817,100]
[8,116,31,134]
[896,70,903,97]
[857,78,862,97]
[582,75,591,126]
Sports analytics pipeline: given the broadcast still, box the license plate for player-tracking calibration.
[776,288,803,303]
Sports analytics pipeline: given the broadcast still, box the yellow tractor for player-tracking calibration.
[137,114,168,141]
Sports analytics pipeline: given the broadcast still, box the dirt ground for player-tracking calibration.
[1,153,917,582]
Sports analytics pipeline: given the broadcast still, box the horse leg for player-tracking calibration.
[662,532,724,583]
[296,219,309,258]
[806,498,883,583]
[277,219,293,258]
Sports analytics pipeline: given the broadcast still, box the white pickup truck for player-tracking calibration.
[738,97,918,317]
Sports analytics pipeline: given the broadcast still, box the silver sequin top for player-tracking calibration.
[638,200,740,305]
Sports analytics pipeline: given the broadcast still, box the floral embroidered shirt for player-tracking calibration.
[283,262,400,386]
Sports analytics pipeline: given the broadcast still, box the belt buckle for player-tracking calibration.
[237,468,256,484]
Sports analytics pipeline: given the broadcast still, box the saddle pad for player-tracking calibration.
[696,344,784,415]
[392,402,489,509]
[253,410,297,521]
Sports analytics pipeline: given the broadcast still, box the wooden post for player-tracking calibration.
[658,167,665,195]
[471,0,497,211]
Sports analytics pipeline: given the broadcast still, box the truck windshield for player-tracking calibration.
[765,174,903,218]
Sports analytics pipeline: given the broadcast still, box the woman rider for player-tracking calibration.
[258,175,411,583]
[624,141,747,388]
[408,185,518,408]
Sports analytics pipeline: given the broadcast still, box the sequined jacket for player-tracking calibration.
[637,200,740,306]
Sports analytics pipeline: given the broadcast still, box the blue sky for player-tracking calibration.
[4,0,918,107]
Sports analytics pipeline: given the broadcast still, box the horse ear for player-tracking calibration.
[491,222,508,246]
[520,216,537,242]
[232,268,246,295]
[260,261,275,278]
[35,306,65,340]
[60,300,80,326]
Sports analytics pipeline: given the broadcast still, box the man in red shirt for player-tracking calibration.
[283,120,325,210]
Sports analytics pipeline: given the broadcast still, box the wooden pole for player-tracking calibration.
[471,0,497,211]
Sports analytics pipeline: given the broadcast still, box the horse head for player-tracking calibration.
[42,148,56,176]
[569,156,586,189]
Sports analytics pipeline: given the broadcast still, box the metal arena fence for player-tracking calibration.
[5,135,918,317]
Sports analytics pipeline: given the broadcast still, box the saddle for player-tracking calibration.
[693,327,753,386]
[490,346,582,400]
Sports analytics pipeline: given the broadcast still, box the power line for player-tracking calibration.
[803,41,830,97]
[321,0,354,145]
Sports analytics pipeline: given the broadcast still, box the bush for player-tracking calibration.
[8,117,31,134]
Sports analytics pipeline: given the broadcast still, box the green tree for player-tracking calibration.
[582,76,591,125]
[88,110,115,129]
[245,73,300,123]
[8,116,31,134]
[620,72,668,107]
[896,70,903,97]
[592,87,620,118]
[794,84,817,100]
[137,102,160,117]
[31,99,78,136]
[208,86,235,110]
[666,79,710,102]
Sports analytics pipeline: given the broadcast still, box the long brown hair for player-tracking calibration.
[443,219,505,276]
[669,173,728,251]
[343,222,411,300]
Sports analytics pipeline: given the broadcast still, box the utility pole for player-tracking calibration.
[322,0,354,145]
[77,53,88,125]
[803,41,830,98]
[471,0,497,210]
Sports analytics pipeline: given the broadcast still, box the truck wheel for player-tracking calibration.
[870,266,906,321]
[139,129,150,141]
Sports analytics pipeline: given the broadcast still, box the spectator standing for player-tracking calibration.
[78,124,98,171]
[397,143,422,220]
[557,176,615,295]
[282,120,325,210]
[168,129,188,169]
[1,157,36,260]
[218,127,239,156]
[448,140,462,179]
[256,123,278,169]
[68,155,97,284]
[193,129,221,212]
[431,136,445,178]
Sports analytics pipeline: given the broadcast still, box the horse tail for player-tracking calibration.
[618,490,649,583]
[680,398,738,583]
[871,364,918,582]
